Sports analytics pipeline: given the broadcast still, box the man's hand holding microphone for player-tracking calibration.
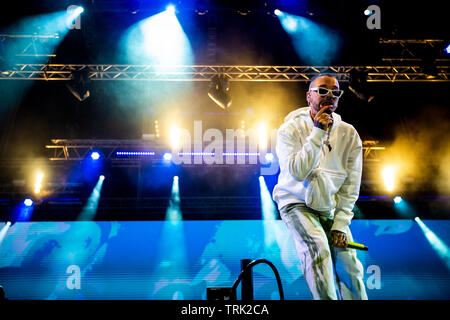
[313,105,334,130]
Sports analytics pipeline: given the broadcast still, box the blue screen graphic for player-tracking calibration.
[0,220,449,300]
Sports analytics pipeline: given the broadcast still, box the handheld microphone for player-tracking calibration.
[347,241,368,251]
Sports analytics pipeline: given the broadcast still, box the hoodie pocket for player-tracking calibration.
[305,169,347,211]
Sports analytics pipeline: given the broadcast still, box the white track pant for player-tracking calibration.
[280,203,368,300]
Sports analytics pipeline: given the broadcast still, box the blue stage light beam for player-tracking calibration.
[121,7,194,67]
[393,196,415,218]
[66,5,84,26]
[0,8,85,114]
[0,222,12,247]
[12,200,35,222]
[275,10,341,65]
[2,9,84,66]
[353,204,365,219]
[259,176,283,247]
[445,44,450,54]
[415,217,450,271]
[166,176,181,224]
[259,176,277,220]
[77,175,105,221]
[157,175,187,278]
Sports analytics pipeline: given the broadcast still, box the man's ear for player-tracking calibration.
[306,91,311,105]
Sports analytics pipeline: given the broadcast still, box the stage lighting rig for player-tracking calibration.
[348,69,374,103]
[66,69,91,101]
[208,74,232,109]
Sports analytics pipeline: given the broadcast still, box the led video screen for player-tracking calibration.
[0,220,449,299]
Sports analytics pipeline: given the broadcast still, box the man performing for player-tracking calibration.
[273,73,368,300]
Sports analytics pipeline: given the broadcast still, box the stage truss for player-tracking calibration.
[44,139,385,164]
[1,64,449,82]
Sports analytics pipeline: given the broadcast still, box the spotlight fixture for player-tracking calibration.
[274,9,282,16]
[393,196,403,204]
[208,74,232,109]
[163,152,173,162]
[445,44,450,54]
[24,198,33,207]
[421,47,439,79]
[364,9,372,16]
[265,153,274,163]
[237,10,250,16]
[348,69,374,103]
[166,4,175,14]
[66,69,91,101]
[128,0,141,14]
[90,151,100,160]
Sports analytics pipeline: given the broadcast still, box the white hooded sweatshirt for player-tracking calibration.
[272,107,363,234]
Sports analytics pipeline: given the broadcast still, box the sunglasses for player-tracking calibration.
[310,87,344,98]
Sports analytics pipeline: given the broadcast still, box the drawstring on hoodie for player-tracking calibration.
[325,126,332,151]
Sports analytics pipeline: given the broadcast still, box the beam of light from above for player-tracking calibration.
[2,9,83,62]
[77,175,105,221]
[66,5,84,27]
[0,8,86,99]
[275,10,341,65]
[415,217,450,271]
[121,7,194,68]
[0,222,12,247]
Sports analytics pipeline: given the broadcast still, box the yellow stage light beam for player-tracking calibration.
[382,165,396,192]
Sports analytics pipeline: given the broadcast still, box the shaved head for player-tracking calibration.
[309,73,339,90]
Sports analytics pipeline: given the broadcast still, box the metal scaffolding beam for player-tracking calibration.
[45,139,385,162]
[0,34,60,58]
[1,64,449,82]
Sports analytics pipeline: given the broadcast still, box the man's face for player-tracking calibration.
[306,76,340,117]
